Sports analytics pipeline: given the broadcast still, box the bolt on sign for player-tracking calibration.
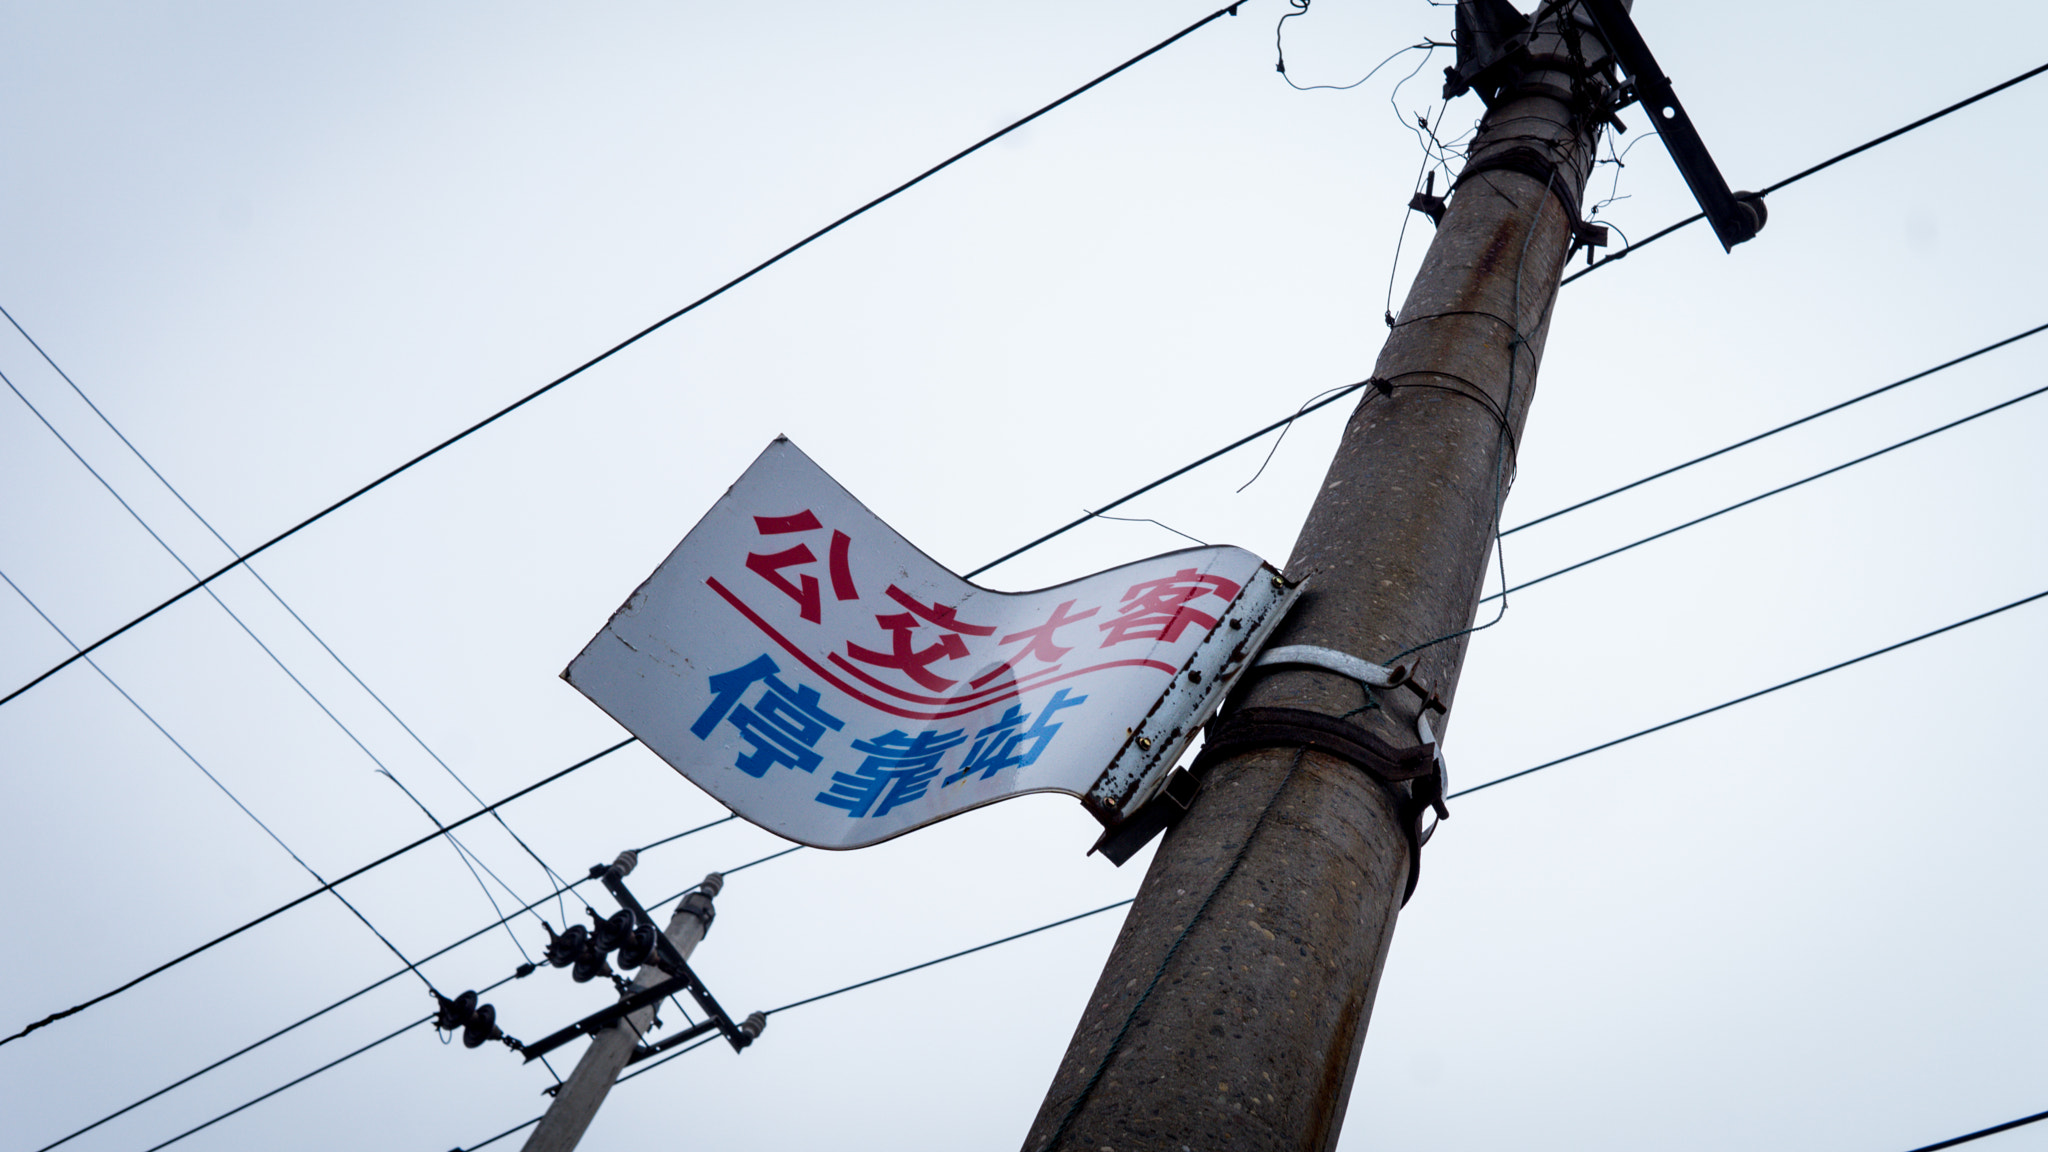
[564,438,1296,853]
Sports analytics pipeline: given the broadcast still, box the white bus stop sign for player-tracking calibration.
[564,438,1295,851]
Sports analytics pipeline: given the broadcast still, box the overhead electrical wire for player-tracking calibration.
[0,737,639,1048]
[449,896,1139,1152]
[28,827,775,1152]
[134,572,2048,1152]
[1449,584,2048,799]
[0,566,439,998]
[13,311,2030,1050]
[1501,320,2048,535]
[4,18,2030,725]
[1900,1107,2048,1152]
[1481,375,2048,604]
[6,24,2041,1150]
[0,304,579,925]
[3,17,2033,733]
[0,2,1249,715]
[1,364,551,960]
[117,847,805,1152]
[1562,58,2048,284]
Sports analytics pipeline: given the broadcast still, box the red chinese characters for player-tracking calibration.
[1097,568,1243,646]
[744,510,858,624]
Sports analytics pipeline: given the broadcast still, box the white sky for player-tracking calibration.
[3,2,2046,1150]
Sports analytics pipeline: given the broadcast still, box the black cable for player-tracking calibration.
[0,307,582,926]
[1502,320,2048,536]
[1562,59,2048,284]
[453,895,1140,1150]
[30,873,597,1152]
[1450,584,2048,799]
[0,737,637,1048]
[722,844,805,876]
[767,897,1136,1014]
[0,369,1380,1049]
[638,813,739,853]
[451,1115,543,1152]
[33,834,786,1150]
[138,966,525,1152]
[0,3,1247,715]
[0,565,440,996]
[1900,1107,2048,1152]
[1479,377,2048,605]
[118,848,804,1151]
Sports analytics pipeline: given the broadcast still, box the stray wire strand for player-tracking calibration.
[1450,584,2048,800]
[1563,59,2048,284]
[0,737,638,1048]
[1503,320,2048,535]
[0,3,1249,715]
[1274,0,1441,95]
[1083,511,1207,547]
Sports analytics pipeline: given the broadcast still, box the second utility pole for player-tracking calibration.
[523,857,722,1152]
[1026,3,1629,1148]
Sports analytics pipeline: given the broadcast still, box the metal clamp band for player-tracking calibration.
[1254,644,1406,688]
[1193,706,1447,904]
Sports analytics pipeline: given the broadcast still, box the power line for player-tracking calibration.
[98,577,2048,1146]
[32,874,583,1152]
[28,818,756,1152]
[451,895,1139,1151]
[1562,59,2048,284]
[1481,376,2048,604]
[1502,320,2048,536]
[1901,1107,2048,1152]
[18,320,2038,1050]
[4,298,582,924]
[1,363,551,960]
[0,362,1368,1045]
[120,849,809,1152]
[0,565,439,997]
[1450,584,2048,799]
[0,3,1248,715]
[967,379,1370,577]
[0,737,638,1048]
[766,897,1137,1014]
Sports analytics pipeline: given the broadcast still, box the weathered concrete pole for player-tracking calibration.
[1024,5,1620,1148]
[522,860,722,1152]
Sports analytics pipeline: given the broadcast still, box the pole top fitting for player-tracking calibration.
[698,871,725,898]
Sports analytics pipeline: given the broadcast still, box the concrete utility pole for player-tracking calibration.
[523,857,723,1152]
[1025,4,1632,1149]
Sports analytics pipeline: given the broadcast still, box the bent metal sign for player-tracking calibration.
[564,438,1294,851]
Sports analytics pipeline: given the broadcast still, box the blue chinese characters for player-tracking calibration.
[690,655,845,777]
[690,656,1091,820]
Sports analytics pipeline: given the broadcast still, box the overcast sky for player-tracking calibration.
[4,2,2047,1150]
